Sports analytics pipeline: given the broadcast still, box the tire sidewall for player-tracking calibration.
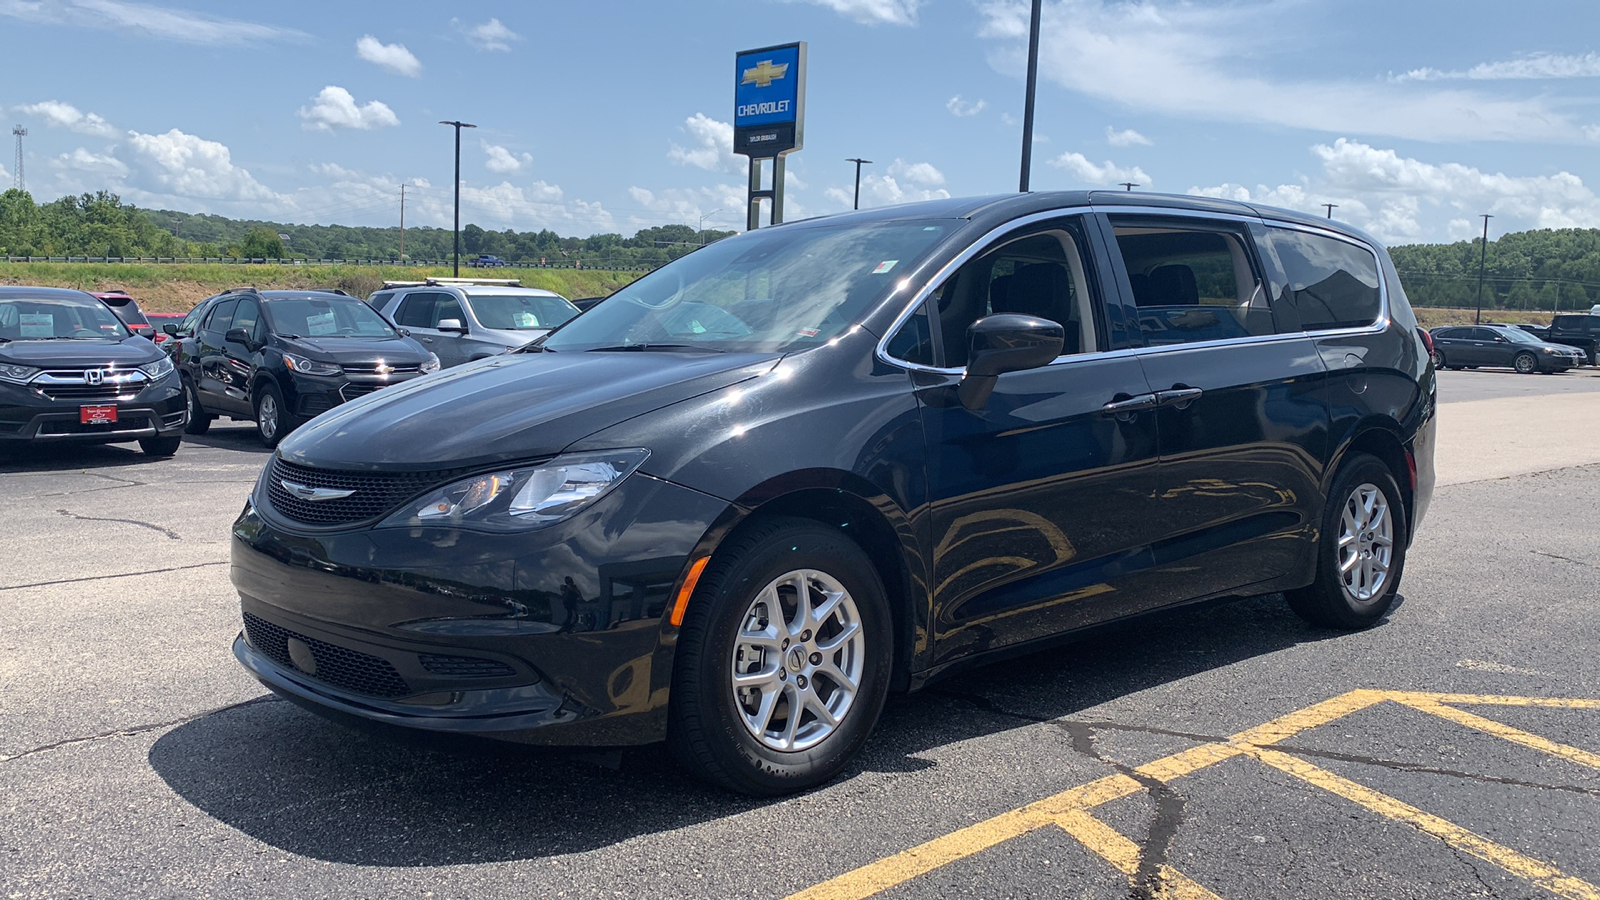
[255,384,285,447]
[678,523,891,794]
[1514,352,1536,374]
[1312,455,1408,627]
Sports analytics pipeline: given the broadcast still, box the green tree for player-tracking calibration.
[238,227,285,259]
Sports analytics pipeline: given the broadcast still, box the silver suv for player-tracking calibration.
[369,278,580,368]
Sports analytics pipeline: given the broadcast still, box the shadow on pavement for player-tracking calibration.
[148,592,1370,866]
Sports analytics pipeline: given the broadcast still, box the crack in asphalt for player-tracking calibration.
[1266,741,1600,800]
[0,560,226,592]
[0,695,282,763]
[1529,549,1600,570]
[55,507,181,540]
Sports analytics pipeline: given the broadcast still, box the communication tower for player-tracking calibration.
[11,126,25,191]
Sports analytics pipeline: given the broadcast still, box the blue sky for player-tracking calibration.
[3,0,1598,245]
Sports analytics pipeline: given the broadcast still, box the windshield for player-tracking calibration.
[466,293,578,331]
[265,297,398,338]
[0,296,130,340]
[1497,328,1540,344]
[541,219,956,353]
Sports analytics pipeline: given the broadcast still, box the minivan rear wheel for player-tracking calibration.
[669,517,891,796]
[1286,453,1407,629]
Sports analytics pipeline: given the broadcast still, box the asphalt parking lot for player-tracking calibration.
[3,367,1598,899]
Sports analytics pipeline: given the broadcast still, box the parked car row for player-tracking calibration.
[1428,323,1588,373]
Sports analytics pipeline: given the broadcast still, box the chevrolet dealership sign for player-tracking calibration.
[734,42,805,158]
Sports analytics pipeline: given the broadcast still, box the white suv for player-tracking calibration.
[369,278,580,368]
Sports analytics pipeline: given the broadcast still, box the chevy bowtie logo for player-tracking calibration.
[741,59,788,88]
[374,362,394,376]
[279,480,356,502]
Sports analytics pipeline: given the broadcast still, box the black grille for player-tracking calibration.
[343,363,423,375]
[265,457,472,527]
[243,612,410,698]
[419,654,517,678]
[338,383,384,402]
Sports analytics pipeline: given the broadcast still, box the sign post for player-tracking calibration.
[733,42,805,230]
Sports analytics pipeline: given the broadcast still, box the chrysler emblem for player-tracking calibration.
[279,480,356,502]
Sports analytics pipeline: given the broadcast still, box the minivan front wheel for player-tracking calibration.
[669,518,891,796]
[1287,453,1407,629]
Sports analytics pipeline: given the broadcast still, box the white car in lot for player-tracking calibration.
[368,278,581,368]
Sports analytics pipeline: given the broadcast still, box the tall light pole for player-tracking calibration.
[1322,203,1338,219]
[1119,182,1138,192]
[845,158,873,210]
[1474,213,1493,325]
[1018,0,1042,192]
[698,208,723,246]
[439,120,476,276]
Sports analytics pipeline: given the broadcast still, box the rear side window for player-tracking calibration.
[205,298,239,333]
[1266,228,1382,331]
[1552,315,1589,332]
[367,290,395,311]
[1110,218,1277,347]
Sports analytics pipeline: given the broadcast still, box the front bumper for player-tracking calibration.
[0,375,185,442]
[230,467,731,746]
[283,370,425,418]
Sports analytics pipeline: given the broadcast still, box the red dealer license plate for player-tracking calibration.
[80,405,118,424]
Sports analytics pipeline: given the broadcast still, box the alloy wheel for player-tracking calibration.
[1337,482,1393,604]
[258,394,279,441]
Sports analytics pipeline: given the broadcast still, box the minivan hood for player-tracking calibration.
[279,349,780,470]
[0,336,160,367]
[281,335,428,363]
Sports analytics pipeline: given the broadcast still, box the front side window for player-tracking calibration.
[1266,227,1382,331]
[205,298,239,334]
[541,219,956,353]
[1111,218,1276,347]
[232,299,263,342]
[435,296,466,327]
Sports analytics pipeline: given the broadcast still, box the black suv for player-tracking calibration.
[177,289,438,447]
[0,286,185,455]
[1544,314,1600,364]
[230,193,1436,795]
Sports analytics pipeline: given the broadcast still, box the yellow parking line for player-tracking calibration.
[1397,698,1600,772]
[1053,808,1225,900]
[1390,691,1600,710]
[1245,746,1600,900]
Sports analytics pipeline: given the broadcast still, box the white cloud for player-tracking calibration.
[1048,151,1149,187]
[1397,52,1600,82]
[824,158,950,209]
[355,35,421,77]
[1105,125,1151,147]
[794,0,923,25]
[454,17,519,51]
[1189,138,1600,243]
[668,113,743,175]
[50,147,129,180]
[889,158,945,187]
[482,140,532,174]
[977,0,1594,144]
[297,86,399,132]
[0,0,306,44]
[625,184,750,233]
[122,128,276,202]
[947,95,987,117]
[17,101,118,138]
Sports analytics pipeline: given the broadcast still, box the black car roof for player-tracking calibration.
[0,285,100,301]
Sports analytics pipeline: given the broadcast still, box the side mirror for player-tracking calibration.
[225,327,255,349]
[437,318,467,333]
[957,314,1065,410]
[162,323,180,337]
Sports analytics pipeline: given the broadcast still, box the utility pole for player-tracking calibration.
[845,158,872,209]
[1018,0,1043,192]
[698,208,723,246]
[1119,182,1138,192]
[1474,214,1493,325]
[438,120,477,277]
[1322,203,1338,219]
[399,184,407,262]
[11,126,25,191]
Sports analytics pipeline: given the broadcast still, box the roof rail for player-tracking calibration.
[424,277,522,287]
[380,280,428,289]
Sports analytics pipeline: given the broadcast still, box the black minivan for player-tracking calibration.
[0,286,185,455]
[178,289,439,447]
[230,193,1436,795]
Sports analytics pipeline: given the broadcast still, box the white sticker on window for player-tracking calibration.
[513,311,537,327]
[20,313,53,337]
[307,311,337,336]
[871,260,898,274]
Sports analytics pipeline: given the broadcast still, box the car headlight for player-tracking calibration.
[379,449,649,532]
[1541,347,1557,354]
[283,353,342,376]
[0,363,40,384]
[421,352,441,374]
[138,357,174,380]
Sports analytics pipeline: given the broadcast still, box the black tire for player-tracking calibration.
[182,377,212,435]
[1513,352,1537,375]
[253,382,299,448]
[138,436,181,457]
[1286,453,1408,629]
[1429,348,1445,370]
[668,517,892,796]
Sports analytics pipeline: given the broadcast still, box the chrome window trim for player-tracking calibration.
[875,205,1395,375]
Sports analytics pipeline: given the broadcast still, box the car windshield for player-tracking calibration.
[540,219,956,353]
[466,293,579,331]
[1496,327,1540,344]
[264,297,398,338]
[0,295,130,340]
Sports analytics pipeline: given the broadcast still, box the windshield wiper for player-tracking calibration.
[587,344,718,352]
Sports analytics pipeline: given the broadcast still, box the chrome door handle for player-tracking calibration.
[1156,387,1204,409]
[1102,393,1158,415]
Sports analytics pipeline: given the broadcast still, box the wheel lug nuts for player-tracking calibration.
[800,630,811,641]
[781,638,789,649]
[796,675,807,688]
[779,670,787,681]
[809,652,821,665]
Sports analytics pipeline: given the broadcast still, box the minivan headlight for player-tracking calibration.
[380,449,649,531]
[283,353,342,376]
[0,363,40,384]
[138,357,174,380]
